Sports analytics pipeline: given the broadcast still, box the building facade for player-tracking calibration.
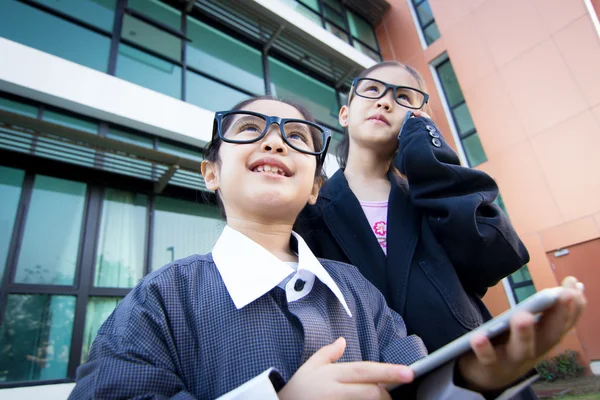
[0,0,598,397]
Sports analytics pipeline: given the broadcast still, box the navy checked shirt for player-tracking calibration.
[69,228,527,399]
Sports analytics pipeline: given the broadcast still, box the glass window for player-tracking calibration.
[30,0,116,32]
[42,109,98,134]
[511,265,533,283]
[347,11,378,50]
[279,0,321,24]
[121,15,181,61]
[494,193,508,215]
[298,0,319,12]
[81,297,122,363]
[0,97,38,117]
[423,22,441,45]
[152,197,223,271]
[186,71,250,112]
[35,110,98,168]
[14,175,86,285]
[186,18,264,95]
[462,133,487,167]
[106,127,153,148]
[158,141,203,162]
[353,41,382,61]
[323,0,342,13]
[0,294,76,383]
[0,166,25,281]
[415,1,434,26]
[453,103,475,136]
[94,189,147,288]
[0,1,111,72]
[128,0,181,31]
[436,61,464,108]
[514,284,536,303]
[325,21,350,43]
[104,127,154,179]
[269,57,339,128]
[323,8,345,29]
[116,44,182,99]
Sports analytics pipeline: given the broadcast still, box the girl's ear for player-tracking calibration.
[308,176,323,205]
[339,105,349,128]
[201,160,220,191]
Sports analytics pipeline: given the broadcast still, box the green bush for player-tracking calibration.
[536,350,585,382]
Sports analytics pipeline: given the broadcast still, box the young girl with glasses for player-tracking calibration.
[68,96,585,400]
[296,61,531,354]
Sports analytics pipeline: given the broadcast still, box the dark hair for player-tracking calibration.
[203,95,327,219]
[336,61,431,170]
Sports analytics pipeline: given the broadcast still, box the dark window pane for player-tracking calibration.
[106,127,153,148]
[0,97,38,117]
[514,284,537,303]
[186,71,250,112]
[511,265,533,283]
[129,0,181,30]
[121,15,181,61]
[0,166,25,282]
[0,0,111,72]
[323,8,345,28]
[416,1,434,26]
[453,102,475,136]
[325,21,350,43]
[31,0,116,32]
[347,11,378,49]
[152,197,223,271]
[269,57,339,128]
[186,18,264,95]
[81,297,122,363]
[116,44,182,99]
[14,176,86,285]
[462,133,487,167]
[323,0,342,13]
[436,60,464,108]
[423,21,441,45]
[95,189,147,288]
[0,294,75,383]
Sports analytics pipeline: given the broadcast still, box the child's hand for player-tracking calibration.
[411,110,432,119]
[278,337,414,400]
[457,276,586,393]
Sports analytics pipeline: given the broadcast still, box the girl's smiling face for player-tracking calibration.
[201,99,321,224]
[340,65,422,157]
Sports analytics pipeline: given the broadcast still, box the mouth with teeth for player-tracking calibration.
[252,164,288,176]
[248,158,293,177]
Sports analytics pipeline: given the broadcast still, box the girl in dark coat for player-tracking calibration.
[296,61,530,354]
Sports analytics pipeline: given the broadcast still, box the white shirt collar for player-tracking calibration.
[212,226,352,317]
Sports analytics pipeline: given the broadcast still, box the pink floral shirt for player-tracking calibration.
[359,200,388,255]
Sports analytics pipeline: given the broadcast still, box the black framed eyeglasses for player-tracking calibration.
[350,77,430,110]
[213,110,332,162]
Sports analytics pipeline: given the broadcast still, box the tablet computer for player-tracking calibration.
[388,286,566,390]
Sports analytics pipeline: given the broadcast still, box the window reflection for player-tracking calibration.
[0,295,75,383]
[81,297,122,363]
[0,166,25,282]
[0,1,111,72]
[152,197,223,271]
[14,175,86,285]
[95,189,147,288]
